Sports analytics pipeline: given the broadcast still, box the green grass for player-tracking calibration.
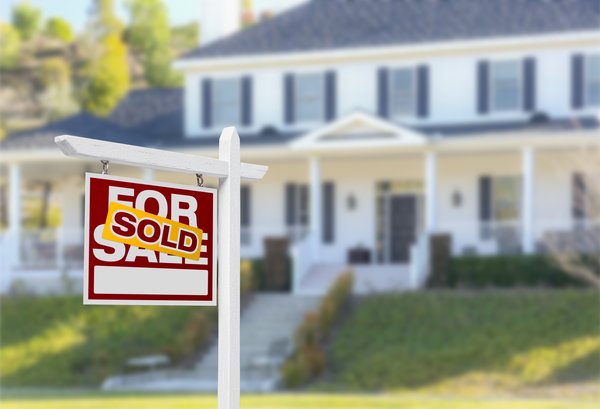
[324,290,600,395]
[0,393,598,409]
[0,296,217,387]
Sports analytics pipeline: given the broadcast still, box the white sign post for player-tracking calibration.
[55,127,267,409]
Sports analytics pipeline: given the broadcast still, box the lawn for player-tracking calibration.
[0,393,598,409]
[324,290,600,396]
[0,296,217,386]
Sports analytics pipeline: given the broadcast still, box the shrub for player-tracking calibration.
[282,271,354,388]
[448,254,586,289]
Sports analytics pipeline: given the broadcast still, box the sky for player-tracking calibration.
[0,0,307,31]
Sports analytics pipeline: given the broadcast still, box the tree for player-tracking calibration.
[125,0,180,87]
[12,2,42,41]
[0,22,21,69]
[45,17,74,43]
[543,144,600,289]
[79,0,130,116]
[80,34,130,116]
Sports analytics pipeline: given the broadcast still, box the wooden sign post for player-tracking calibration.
[55,127,267,409]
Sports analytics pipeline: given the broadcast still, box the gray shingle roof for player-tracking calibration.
[181,0,600,61]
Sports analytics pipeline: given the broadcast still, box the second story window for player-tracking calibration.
[213,78,240,126]
[295,73,324,123]
[490,60,521,112]
[390,67,416,117]
[585,54,600,107]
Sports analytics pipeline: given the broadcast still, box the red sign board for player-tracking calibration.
[84,174,217,306]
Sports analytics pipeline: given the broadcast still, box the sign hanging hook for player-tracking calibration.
[101,160,110,175]
[196,173,204,187]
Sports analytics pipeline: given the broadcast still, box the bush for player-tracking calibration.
[448,254,586,289]
[282,271,354,388]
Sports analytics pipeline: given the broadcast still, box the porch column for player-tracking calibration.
[8,163,21,277]
[522,147,535,254]
[309,156,322,256]
[425,151,437,233]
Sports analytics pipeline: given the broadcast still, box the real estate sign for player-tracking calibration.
[84,174,217,306]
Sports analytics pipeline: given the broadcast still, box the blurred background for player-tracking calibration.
[0,0,599,408]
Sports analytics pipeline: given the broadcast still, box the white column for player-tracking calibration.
[522,147,535,254]
[425,151,438,233]
[309,156,321,257]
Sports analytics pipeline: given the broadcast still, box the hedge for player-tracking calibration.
[447,254,589,289]
[281,271,354,388]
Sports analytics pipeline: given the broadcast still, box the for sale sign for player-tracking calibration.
[84,174,217,306]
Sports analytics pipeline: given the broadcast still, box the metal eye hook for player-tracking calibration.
[101,160,110,175]
[196,173,204,187]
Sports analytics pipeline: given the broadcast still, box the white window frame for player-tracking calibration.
[489,59,523,113]
[294,72,325,124]
[389,66,417,118]
[212,77,241,126]
[584,54,600,107]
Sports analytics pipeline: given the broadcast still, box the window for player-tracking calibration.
[212,78,240,126]
[491,176,521,222]
[490,60,521,111]
[295,73,323,123]
[390,67,416,117]
[285,183,309,242]
[585,54,600,107]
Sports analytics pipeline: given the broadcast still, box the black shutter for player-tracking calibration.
[572,172,587,220]
[477,61,489,114]
[241,76,252,126]
[241,185,251,227]
[377,67,389,118]
[523,57,536,111]
[479,175,492,239]
[201,78,212,128]
[322,182,335,244]
[417,65,429,118]
[325,71,337,121]
[284,74,295,124]
[572,54,584,109]
[285,183,296,226]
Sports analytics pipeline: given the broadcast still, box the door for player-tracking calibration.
[388,195,417,263]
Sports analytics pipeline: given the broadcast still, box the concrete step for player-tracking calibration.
[103,293,321,392]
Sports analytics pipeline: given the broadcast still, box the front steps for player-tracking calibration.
[103,293,320,392]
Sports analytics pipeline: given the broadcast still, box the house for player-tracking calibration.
[1,0,599,295]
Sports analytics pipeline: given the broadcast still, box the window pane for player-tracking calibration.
[390,68,415,116]
[492,177,520,221]
[295,73,323,122]
[213,78,240,125]
[586,54,600,106]
[491,61,520,111]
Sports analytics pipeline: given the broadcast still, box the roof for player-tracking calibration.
[181,0,599,61]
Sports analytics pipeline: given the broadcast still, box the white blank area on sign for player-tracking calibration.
[94,266,208,295]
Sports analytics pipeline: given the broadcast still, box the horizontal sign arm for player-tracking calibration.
[55,133,268,180]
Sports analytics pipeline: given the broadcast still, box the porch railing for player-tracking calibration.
[18,228,84,271]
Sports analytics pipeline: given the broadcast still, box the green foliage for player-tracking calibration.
[326,290,600,393]
[125,0,181,87]
[90,0,124,38]
[0,22,21,69]
[282,271,354,388]
[171,22,198,53]
[80,34,130,116]
[242,257,292,292]
[39,57,70,89]
[0,296,218,386]
[11,2,42,41]
[447,255,588,289]
[44,17,74,42]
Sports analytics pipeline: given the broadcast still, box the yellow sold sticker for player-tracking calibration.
[102,202,203,260]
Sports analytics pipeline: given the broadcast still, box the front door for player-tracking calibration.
[388,195,417,263]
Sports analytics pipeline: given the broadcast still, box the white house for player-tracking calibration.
[1,0,599,294]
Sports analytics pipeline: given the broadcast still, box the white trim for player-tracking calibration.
[174,30,600,71]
